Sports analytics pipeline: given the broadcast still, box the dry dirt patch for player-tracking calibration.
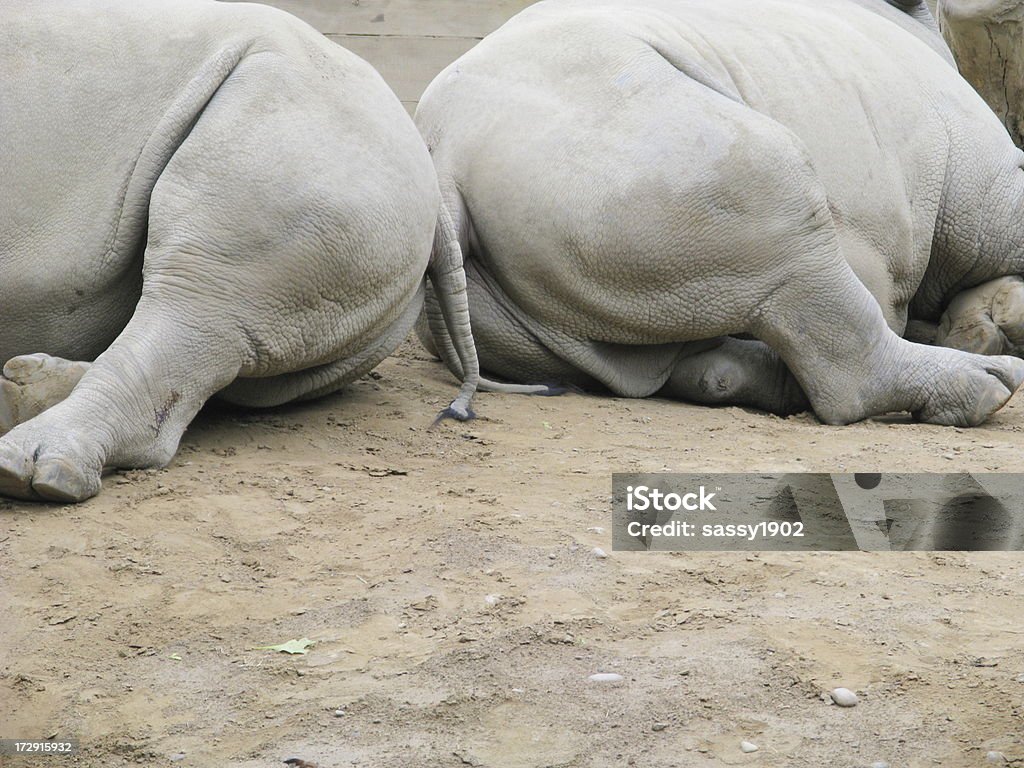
[1,340,1023,767]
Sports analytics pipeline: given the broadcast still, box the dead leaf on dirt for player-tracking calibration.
[366,467,408,477]
[257,638,315,655]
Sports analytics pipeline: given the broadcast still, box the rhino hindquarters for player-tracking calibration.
[0,38,437,501]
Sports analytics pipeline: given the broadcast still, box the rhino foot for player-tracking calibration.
[0,354,90,435]
[910,351,1024,427]
[662,337,810,415]
[935,276,1024,357]
[0,425,103,502]
[817,342,1024,427]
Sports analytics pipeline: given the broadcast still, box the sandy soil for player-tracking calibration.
[1,339,1023,768]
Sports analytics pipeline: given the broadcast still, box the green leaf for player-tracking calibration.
[257,638,314,655]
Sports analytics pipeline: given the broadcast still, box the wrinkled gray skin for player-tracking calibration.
[938,0,1024,148]
[0,0,486,503]
[415,0,1024,425]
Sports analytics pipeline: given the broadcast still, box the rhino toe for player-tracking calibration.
[0,441,35,499]
[0,424,104,503]
[32,456,100,503]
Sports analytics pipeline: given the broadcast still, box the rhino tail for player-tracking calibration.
[425,192,566,424]
[426,195,482,422]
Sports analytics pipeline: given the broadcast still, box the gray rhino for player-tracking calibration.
[415,0,1024,426]
[0,0,486,502]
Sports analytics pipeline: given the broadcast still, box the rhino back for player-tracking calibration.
[418,0,1013,338]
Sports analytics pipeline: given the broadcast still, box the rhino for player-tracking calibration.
[937,0,1024,149]
[0,0,488,502]
[414,0,1024,426]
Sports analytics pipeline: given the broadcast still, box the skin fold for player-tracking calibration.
[0,0,483,502]
[415,0,1024,424]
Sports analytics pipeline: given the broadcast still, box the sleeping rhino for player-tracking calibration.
[414,0,1024,425]
[0,0,487,502]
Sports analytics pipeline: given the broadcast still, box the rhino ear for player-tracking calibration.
[886,0,945,41]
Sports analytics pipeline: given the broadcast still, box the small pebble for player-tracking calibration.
[589,673,624,683]
[484,594,500,605]
[169,755,186,763]
[830,687,859,707]
[333,709,345,717]
[740,741,758,753]
[871,762,889,768]
[987,752,1006,763]
[652,722,668,732]
[593,547,608,559]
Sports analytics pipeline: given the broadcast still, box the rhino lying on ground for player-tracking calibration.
[938,0,1024,148]
[0,0,485,502]
[415,0,1024,425]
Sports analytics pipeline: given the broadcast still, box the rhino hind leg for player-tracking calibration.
[694,116,1024,425]
[0,354,91,435]
[660,338,809,416]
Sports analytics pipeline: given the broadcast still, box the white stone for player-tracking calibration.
[740,741,758,753]
[830,687,859,707]
[588,673,623,683]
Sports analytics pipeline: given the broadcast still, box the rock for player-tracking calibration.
[333,709,345,717]
[871,762,890,768]
[740,741,758,753]
[986,752,1006,763]
[589,673,624,683]
[652,722,669,732]
[169,754,186,763]
[830,687,859,707]
[593,547,608,559]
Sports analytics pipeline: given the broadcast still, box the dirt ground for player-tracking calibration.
[1,339,1022,768]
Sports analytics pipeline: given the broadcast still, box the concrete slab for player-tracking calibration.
[225,0,537,37]
[330,32,478,102]
[222,0,540,108]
